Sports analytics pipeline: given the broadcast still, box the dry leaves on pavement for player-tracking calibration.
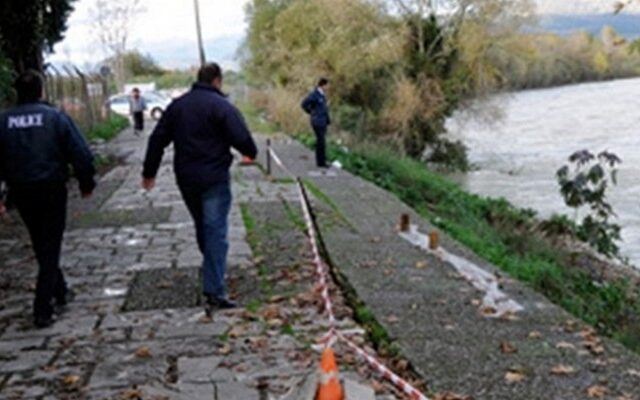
[586,385,608,398]
[550,365,576,376]
[134,346,152,359]
[505,371,527,383]
[500,341,517,354]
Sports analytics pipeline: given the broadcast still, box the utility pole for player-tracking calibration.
[193,0,206,66]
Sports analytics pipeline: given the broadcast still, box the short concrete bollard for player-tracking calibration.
[399,214,410,232]
[429,231,440,250]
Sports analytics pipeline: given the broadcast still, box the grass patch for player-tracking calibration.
[86,114,129,142]
[246,299,262,314]
[239,101,279,135]
[282,200,306,232]
[302,179,355,230]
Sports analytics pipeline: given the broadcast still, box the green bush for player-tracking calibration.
[86,114,129,142]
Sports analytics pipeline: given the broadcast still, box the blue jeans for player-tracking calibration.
[179,181,232,298]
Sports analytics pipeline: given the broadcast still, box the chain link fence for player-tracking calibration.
[44,65,111,133]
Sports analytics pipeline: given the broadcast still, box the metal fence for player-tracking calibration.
[44,65,111,133]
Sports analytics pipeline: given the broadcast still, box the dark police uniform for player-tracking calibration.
[0,102,96,322]
[301,88,331,167]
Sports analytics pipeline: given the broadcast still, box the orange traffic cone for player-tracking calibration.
[316,348,344,400]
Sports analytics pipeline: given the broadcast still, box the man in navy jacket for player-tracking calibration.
[0,70,96,328]
[301,78,331,168]
[142,63,257,310]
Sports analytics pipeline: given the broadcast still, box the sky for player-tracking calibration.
[48,0,250,70]
[48,0,640,70]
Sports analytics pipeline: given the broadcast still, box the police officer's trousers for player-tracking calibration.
[11,182,68,318]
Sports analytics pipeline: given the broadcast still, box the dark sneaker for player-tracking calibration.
[204,294,238,310]
[53,289,76,315]
[34,315,55,329]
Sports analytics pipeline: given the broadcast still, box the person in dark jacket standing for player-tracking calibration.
[301,78,331,168]
[0,70,96,328]
[129,87,147,136]
[142,63,258,310]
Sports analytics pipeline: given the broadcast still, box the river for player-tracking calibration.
[447,77,640,267]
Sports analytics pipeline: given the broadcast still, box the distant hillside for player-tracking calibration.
[539,14,640,38]
[536,0,640,14]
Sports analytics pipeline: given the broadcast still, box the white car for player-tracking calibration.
[109,92,171,120]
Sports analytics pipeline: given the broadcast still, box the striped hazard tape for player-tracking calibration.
[266,143,431,400]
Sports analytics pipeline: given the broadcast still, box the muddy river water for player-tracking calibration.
[447,78,640,267]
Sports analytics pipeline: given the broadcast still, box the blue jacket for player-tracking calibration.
[143,83,258,188]
[0,102,96,193]
[301,88,331,127]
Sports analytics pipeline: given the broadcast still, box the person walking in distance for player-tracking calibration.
[301,78,331,168]
[141,63,258,311]
[0,70,96,328]
[130,87,147,136]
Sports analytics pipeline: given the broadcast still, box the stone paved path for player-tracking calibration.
[261,136,640,400]
[0,126,405,399]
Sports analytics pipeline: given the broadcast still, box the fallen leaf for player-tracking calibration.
[551,365,576,376]
[528,331,542,339]
[415,261,428,269]
[481,306,497,316]
[370,379,385,393]
[505,371,526,383]
[564,320,578,332]
[119,388,144,399]
[556,342,576,350]
[268,295,286,304]
[217,343,232,355]
[500,311,519,322]
[587,385,607,398]
[62,374,81,388]
[228,325,247,338]
[395,359,409,372]
[386,315,400,323]
[261,305,281,320]
[156,281,172,289]
[134,346,152,359]
[500,341,518,354]
[583,341,605,356]
[266,318,284,328]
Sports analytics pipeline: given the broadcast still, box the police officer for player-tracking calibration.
[301,78,331,168]
[0,70,96,328]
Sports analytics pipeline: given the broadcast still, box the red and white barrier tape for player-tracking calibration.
[336,331,430,400]
[296,177,338,330]
[267,144,431,400]
[268,147,296,179]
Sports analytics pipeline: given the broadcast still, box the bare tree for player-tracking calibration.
[91,0,145,91]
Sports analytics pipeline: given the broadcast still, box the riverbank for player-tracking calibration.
[241,93,640,355]
[259,136,640,399]
[309,137,640,352]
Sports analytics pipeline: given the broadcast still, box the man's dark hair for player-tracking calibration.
[317,78,329,87]
[197,63,223,85]
[15,70,44,104]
